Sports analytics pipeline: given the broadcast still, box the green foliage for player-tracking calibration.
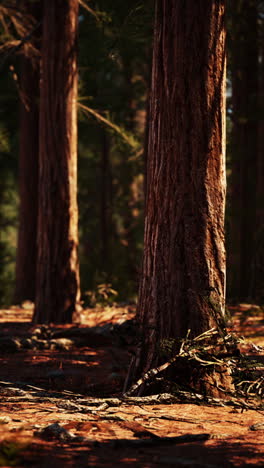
[77,0,152,302]
[2,0,262,310]
[158,338,180,358]
[84,281,118,307]
[0,441,25,467]
[0,73,18,305]
[0,0,153,306]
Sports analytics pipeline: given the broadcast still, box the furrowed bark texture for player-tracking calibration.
[14,54,39,303]
[34,0,80,324]
[136,1,227,382]
[228,0,258,301]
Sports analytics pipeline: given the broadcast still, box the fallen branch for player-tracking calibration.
[96,433,211,449]
[124,327,264,401]
[124,328,228,397]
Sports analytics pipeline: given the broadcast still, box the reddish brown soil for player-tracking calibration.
[0,304,263,467]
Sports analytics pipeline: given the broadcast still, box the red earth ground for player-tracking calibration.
[0,303,263,467]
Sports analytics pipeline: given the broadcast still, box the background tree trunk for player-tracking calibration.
[227,0,258,301]
[254,5,264,301]
[135,0,231,396]
[34,0,80,324]
[100,130,112,274]
[13,2,40,304]
[14,55,39,304]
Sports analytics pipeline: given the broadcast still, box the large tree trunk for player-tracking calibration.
[227,0,258,301]
[33,0,80,324]
[134,0,231,396]
[14,55,39,304]
[13,2,40,304]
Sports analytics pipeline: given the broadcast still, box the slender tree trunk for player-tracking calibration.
[14,55,39,303]
[13,2,40,304]
[100,131,112,273]
[120,65,139,290]
[254,9,264,301]
[227,0,258,301]
[33,0,80,324]
[134,0,232,396]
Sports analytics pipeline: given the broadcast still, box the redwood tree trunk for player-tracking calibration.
[100,130,112,273]
[13,2,40,304]
[135,0,230,395]
[34,0,80,324]
[227,0,258,301]
[254,8,264,301]
[14,54,39,304]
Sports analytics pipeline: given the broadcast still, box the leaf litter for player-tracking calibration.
[0,303,263,467]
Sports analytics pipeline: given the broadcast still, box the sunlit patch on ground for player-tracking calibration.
[0,304,263,467]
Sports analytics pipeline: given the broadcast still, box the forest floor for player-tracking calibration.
[0,303,263,467]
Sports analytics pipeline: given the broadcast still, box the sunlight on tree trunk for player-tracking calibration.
[134,0,233,397]
[34,0,81,324]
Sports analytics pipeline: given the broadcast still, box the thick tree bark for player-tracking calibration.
[227,0,258,301]
[14,54,39,303]
[135,0,231,395]
[34,0,80,324]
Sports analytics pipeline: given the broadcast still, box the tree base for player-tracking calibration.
[125,355,235,399]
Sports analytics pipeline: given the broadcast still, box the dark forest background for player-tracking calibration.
[0,0,264,308]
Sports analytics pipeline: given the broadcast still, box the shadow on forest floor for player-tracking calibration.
[0,304,263,467]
